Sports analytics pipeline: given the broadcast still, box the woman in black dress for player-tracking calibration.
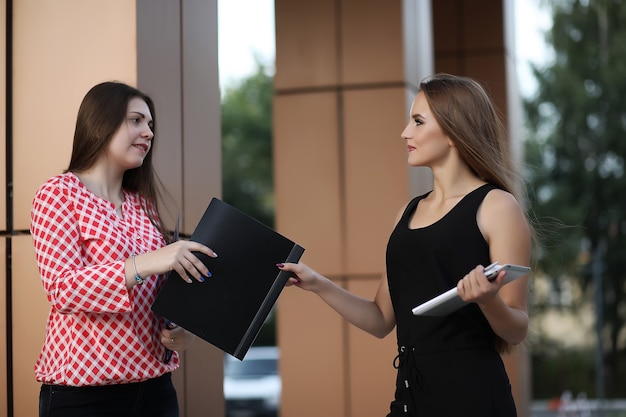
[278,73,532,416]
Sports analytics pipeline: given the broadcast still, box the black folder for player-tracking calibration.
[152,198,304,360]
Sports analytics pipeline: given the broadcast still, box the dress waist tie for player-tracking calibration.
[393,345,423,414]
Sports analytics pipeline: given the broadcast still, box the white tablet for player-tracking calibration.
[411,264,530,317]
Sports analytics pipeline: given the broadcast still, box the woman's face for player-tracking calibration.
[400,92,453,168]
[105,97,154,171]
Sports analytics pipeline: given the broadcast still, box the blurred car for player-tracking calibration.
[224,346,281,417]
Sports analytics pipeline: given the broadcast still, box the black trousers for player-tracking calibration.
[39,373,179,417]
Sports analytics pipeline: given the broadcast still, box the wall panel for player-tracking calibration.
[273,92,344,275]
[11,1,137,414]
[274,1,431,416]
[1,238,6,416]
[136,0,184,228]
[178,2,224,413]
[277,285,346,417]
[8,0,223,415]
[274,0,338,90]
[1,2,6,412]
[462,0,504,50]
[11,235,48,417]
[180,0,222,231]
[347,279,396,417]
[0,0,6,230]
[342,88,408,274]
[12,0,137,231]
[136,1,223,415]
[341,0,404,85]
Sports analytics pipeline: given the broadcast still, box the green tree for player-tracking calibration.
[524,0,626,396]
[221,62,275,228]
[221,62,276,346]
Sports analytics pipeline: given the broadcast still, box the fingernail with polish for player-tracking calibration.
[276,263,284,268]
[206,271,212,278]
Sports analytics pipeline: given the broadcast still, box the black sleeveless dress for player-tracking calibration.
[385,184,517,416]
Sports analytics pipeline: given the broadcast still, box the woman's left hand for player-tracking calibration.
[161,323,195,351]
[456,264,505,304]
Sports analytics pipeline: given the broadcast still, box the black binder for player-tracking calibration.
[152,198,304,360]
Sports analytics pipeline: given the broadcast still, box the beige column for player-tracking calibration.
[274,1,431,416]
[10,2,138,415]
[0,0,7,412]
[6,1,223,416]
[274,0,529,416]
[136,1,224,415]
[0,238,6,417]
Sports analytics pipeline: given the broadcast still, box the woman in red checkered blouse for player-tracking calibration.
[31,81,218,417]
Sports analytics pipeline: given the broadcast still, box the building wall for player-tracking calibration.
[273,1,529,417]
[273,0,416,415]
[8,2,139,416]
[135,1,224,415]
[3,1,529,416]
[3,1,222,416]
[0,1,6,415]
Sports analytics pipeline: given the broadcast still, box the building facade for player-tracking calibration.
[1,1,527,416]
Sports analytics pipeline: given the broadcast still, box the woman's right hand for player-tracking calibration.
[276,262,321,292]
[278,261,397,338]
[133,241,217,284]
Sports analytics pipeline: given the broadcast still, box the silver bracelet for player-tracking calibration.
[131,254,144,285]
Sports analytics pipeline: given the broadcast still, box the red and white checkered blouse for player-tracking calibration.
[30,172,179,386]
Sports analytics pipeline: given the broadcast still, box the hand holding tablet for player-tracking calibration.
[484,262,528,282]
[411,263,530,317]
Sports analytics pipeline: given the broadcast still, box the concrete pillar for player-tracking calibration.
[273,0,528,416]
[4,1,223,415]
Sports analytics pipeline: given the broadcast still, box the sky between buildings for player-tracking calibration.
[217,0,552,97]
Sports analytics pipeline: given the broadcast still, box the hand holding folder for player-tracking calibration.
[152,198,304,360]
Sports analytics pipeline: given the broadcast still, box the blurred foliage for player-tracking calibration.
[524,0,626,396]
[221,62,277,346]
[532,346,626,398]
[221,62,275,228]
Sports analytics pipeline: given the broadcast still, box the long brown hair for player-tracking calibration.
[420,73,519,195]
[66,81,169,240]
[420,73,533,353]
